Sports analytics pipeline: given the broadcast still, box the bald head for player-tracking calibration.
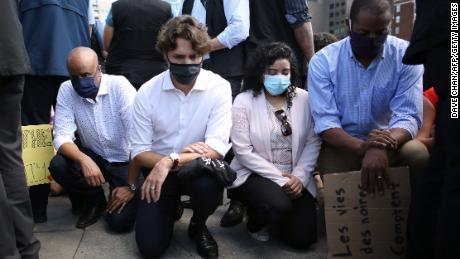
[67,47,99,77]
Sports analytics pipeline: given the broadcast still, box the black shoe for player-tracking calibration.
[76,196,106,229]
[69,195,84,215]
[175,202,184,221]
[188,221,218,258]
[220,200,244,227]
[33,209,47,224]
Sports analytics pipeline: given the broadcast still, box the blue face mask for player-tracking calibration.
[263,74,291,96]
[71,76,99,99]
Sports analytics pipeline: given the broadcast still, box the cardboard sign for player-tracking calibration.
[323,167,411,259]
[22,124,54,186]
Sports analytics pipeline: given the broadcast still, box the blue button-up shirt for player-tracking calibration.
[308,35,423,140]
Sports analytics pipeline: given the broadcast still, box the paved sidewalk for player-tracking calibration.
[34,195,327,259]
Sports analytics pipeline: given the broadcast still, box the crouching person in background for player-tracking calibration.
[49,47,137,231]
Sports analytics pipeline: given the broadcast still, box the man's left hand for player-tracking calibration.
[361,148,390,196]
[107,186,134,214]
[141,157,172,203]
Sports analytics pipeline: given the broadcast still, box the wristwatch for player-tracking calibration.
[169,152,180,170]
[128,183,137,194]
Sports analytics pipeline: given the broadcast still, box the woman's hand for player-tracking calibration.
[282,173,303,200]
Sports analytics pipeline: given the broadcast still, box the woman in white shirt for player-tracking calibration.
[228,42,321,249]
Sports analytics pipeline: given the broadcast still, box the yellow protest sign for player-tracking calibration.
[22,124,54,186]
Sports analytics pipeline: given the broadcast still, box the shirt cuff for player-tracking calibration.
[130,146,152,160]
[206,138,232,158]
[53,136,73,151]
[390,120,419,139]
[314,116,342,135]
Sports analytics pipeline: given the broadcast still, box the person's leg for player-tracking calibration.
[22,75,67,222]
[316,143,362,175]
[279,191,317,249]
[29,183,50,223]
[0,75,40,259]
[135,172,180,258]
[105,163,137,233]
[49,148,108,228]
[231,174,293,233]
[181,173,223,257]
[392,139,429,190]
[183,174,223,227]
[433,95,460,258]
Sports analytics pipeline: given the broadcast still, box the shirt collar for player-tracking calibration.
[162,69,207,92]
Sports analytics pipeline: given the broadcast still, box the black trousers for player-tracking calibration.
[0,75,40,258]
[21,75,68,216]
[229,174,317,249]
[407,44,460,258]
[135,171,223,258]
[49,148,136,233]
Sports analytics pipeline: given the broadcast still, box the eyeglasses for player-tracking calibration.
[274,109,292,136]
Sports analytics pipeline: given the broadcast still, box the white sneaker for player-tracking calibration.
[248,226,270,242]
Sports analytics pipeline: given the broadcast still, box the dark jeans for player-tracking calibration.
[229,174,317,249]
[22,75,68,216]
[0,75,40,259]
[407,43,460,259]
[49,147,136,233]
[135,171,223,258]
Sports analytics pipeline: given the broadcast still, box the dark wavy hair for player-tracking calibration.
[156,15,211,55]
[242,42,298,109]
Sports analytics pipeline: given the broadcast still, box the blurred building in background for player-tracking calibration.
[309,0,415,41]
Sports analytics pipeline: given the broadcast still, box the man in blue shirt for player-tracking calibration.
[19,0,94,223]
[309,0,428,195]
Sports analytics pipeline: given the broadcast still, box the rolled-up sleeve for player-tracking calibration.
[308,53,342,135]
[129,89,154,159]
[216,0,250,49]
[388,63,424,138]
[205,81,233,157]
[285,0,312,28]
[53,83,77,151]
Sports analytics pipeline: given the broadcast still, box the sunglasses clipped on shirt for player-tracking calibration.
[274,109,292,136]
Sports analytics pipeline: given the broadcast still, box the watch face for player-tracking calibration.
[170,153,180,160]
[129,184,136,191]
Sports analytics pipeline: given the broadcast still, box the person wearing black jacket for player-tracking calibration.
[104,0,172,90]
[404,1,460,258]
[0,0,41,258]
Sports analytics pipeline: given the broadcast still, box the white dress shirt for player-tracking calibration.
[53,74,136,162]
[130,69,232,159]
[181,0,250,50]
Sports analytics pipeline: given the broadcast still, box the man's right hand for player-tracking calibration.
[80,156,105,187]
[359,129,398,155]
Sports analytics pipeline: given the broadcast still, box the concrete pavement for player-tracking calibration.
[34,194,327,259]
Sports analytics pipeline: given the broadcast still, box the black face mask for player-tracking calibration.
[349,20,388,58]
[169,61,202,85]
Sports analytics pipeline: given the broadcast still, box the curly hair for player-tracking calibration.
[314,32,338,52]
[156,15,211,55]
[242,42,299,109]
